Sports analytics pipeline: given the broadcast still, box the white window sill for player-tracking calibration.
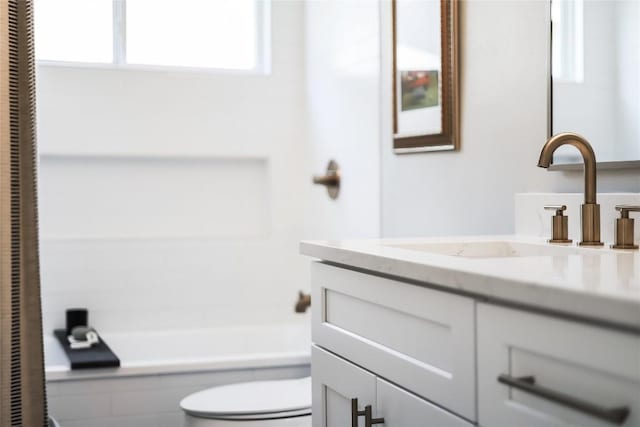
[36,60,271,77]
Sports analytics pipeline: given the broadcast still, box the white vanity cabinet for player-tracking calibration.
[311,262,475,425]
[312,345,472,427]
[310,261,640,427]
[376,378,471,427]
[312,345,376,427]
[477,304,640,427]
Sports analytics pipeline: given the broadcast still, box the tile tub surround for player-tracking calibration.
[300,236,640,331]
[515,193,640,244]
[45,324,310,426]
[47,365,310,427]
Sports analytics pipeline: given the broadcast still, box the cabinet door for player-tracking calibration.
[377,378,472,427]
[312,262,476,420]
[312,345,376,427]
[478,303,640,427]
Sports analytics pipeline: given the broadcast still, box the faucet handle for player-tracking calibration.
[612,205,640,250]
[544,205,572,244]
[615,205,640,216]
[544,205,567,215]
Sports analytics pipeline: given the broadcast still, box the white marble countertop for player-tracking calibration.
[300,235,640,331]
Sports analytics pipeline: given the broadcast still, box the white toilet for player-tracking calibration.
[180,376,311,427]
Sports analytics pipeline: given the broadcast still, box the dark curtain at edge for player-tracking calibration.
[1,0,48,425]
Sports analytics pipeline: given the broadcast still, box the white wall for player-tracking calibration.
[381,0,640,238]
[303,0,382,241]
[36,0,309,334]
[36,0,640,333]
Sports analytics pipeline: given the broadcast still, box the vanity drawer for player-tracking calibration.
[311,262,475,420]
[478,303,640,427]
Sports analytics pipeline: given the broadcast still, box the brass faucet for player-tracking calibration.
[537,133,603,246]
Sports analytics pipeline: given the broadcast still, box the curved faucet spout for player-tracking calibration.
[537,132,597,204]
[537,133,602,246]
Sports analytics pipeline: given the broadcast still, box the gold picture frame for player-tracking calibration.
[392,0,460,153]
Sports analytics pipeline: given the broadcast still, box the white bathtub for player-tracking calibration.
[44,324,311,427]
[45,323,310,379]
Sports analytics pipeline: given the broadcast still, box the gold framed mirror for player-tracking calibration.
[392,0,460,153]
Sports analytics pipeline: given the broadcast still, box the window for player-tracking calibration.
[35,0,113,63]
[34,0,270,72]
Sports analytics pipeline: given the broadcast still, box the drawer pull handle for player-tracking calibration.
[351,398,366,427]
[365,405,385,426]
[498,374,630,425]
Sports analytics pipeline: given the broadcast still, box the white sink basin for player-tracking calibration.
[385,241,585,258]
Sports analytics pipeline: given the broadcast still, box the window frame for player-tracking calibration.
[36,0,271,75]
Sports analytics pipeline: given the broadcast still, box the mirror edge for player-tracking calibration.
[549,160,640,171]
[546,0,640,170]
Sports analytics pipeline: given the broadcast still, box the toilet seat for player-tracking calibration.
[180,377,311,421]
